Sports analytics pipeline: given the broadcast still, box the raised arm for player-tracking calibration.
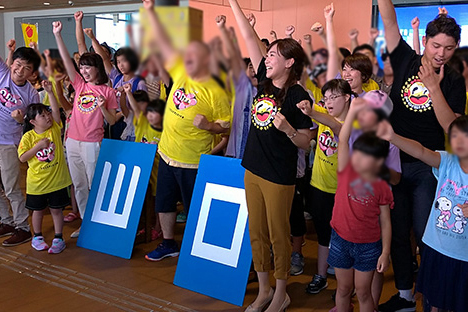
[377,0,401,53]
[311,22,327,47]
[83,28,114,75]
[53,21,76,83]
[303,34,315,68]
[297,100,342,135]
[411,17,421,55]
[54,78,73,111]
[43,49,53,78]
[337,98,367,171]
[42,80,61,124]
[228,0,264,72]
[376,120,441,168]
[246,13,267,59]
[150,53,171,87]
[142,0,178,65]
[6,39,16,67]
[74,11,88,55]
[123,83,141,117]
[285,25,295,39]
[349,28,359,52]
[368,27,379,47]
[324,3,342,82]
[29,42,47,76]
[216,16,243,80]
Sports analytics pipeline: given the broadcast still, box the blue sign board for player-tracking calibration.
[174,155,252,306]
[77,139,157,259]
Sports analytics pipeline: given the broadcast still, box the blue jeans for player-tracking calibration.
[390,161,437,290]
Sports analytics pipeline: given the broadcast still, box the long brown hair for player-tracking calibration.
[262,38,307,106]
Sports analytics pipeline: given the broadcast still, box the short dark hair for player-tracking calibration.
[353,44,376,57]
[342,53,373,83]
[78,53,108,85]
[454,47,468,65]
[146,99,166,115]
[24,103,49,132]
[339,48,351,59]
[133,90,149,103]
[353,131,389,159]
[426,14,461,43]
[12,47,41,71]
[243,58,252,67]
[114,47,140,73]
[261,38,270,47]
[448,115,468,138]
[321,79,355,104]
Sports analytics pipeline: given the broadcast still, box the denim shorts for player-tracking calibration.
[327,229,382,272]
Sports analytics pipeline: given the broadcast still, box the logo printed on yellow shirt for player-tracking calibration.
[318,130,337,157]
[78,91,98,114]
[252,95,278,130]
[36,141,55,163]
[401,76,432,112]
[173,88,197,110]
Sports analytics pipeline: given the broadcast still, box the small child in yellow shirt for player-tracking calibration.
[18,80,72,254]
[123,84,165,240]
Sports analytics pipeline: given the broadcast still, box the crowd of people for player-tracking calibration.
[0,0,467,311]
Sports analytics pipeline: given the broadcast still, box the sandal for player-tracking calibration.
[64,212,79,222]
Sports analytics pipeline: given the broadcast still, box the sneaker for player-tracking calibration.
[63,212,79,222]
[70,227,80,238]
[0,223,15,237]
[48,238,66,254]
[306,274,328,294]
[327,266,336,275]
[176,212,187,223]
[31,236,49,251]
[145,242,179,261]
[290,252,305,276]
[378,293,416,312]
[2,228,32,246]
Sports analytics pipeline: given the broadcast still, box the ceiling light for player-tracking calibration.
[44,2,50,5]
[0,5,5,9]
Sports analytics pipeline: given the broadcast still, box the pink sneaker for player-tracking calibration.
[31,236,49,251]
[48,238,66,254]
[63,212,79,222]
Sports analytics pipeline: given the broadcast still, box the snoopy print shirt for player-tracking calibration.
[68,73,118,142]
[242,59,314,185]
[310,104,341,194]
[424,151,468,262]
[389,38,466,163]
[158,57,231,167]
[0,60,39,145]
[18,121,72,195]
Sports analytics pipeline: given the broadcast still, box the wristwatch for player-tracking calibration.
[287,131,297,139]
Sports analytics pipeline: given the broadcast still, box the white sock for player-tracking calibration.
[399,289,413,301]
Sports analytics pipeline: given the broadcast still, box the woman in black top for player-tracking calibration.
[229,1,314,311]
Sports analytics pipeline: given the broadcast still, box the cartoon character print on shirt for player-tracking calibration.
[173,88,197,110]
[401,76,432,112]
[348,177,375,206]
[251,95,278,130]
[77,90,98,114]
[318,130,338,157]
[0,87,22,108]
[141,135,160,146]
[434,179,468,236]
[35,141,56,163]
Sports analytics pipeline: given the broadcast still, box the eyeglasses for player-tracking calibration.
[322,94,344,102]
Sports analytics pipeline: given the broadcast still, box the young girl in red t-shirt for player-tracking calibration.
[329,97,393,312]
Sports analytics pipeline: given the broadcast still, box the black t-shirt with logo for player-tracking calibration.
[389,38,466,163]
[242,59,313,185]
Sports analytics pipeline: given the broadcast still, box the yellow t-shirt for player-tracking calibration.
[18,121,72,195]
[134,112,162,196]
[158,58,231,167]
[311,105,341,194]
[305,78,323,103]
[363,78,380,93]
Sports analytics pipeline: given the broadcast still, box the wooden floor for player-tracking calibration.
[0,165,423,312]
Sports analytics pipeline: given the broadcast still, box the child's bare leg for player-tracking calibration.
[32,210,45,234]
[49,208,64,236]
[335,268,354,311]
[355,269,376,312]
[372,271,384,309]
